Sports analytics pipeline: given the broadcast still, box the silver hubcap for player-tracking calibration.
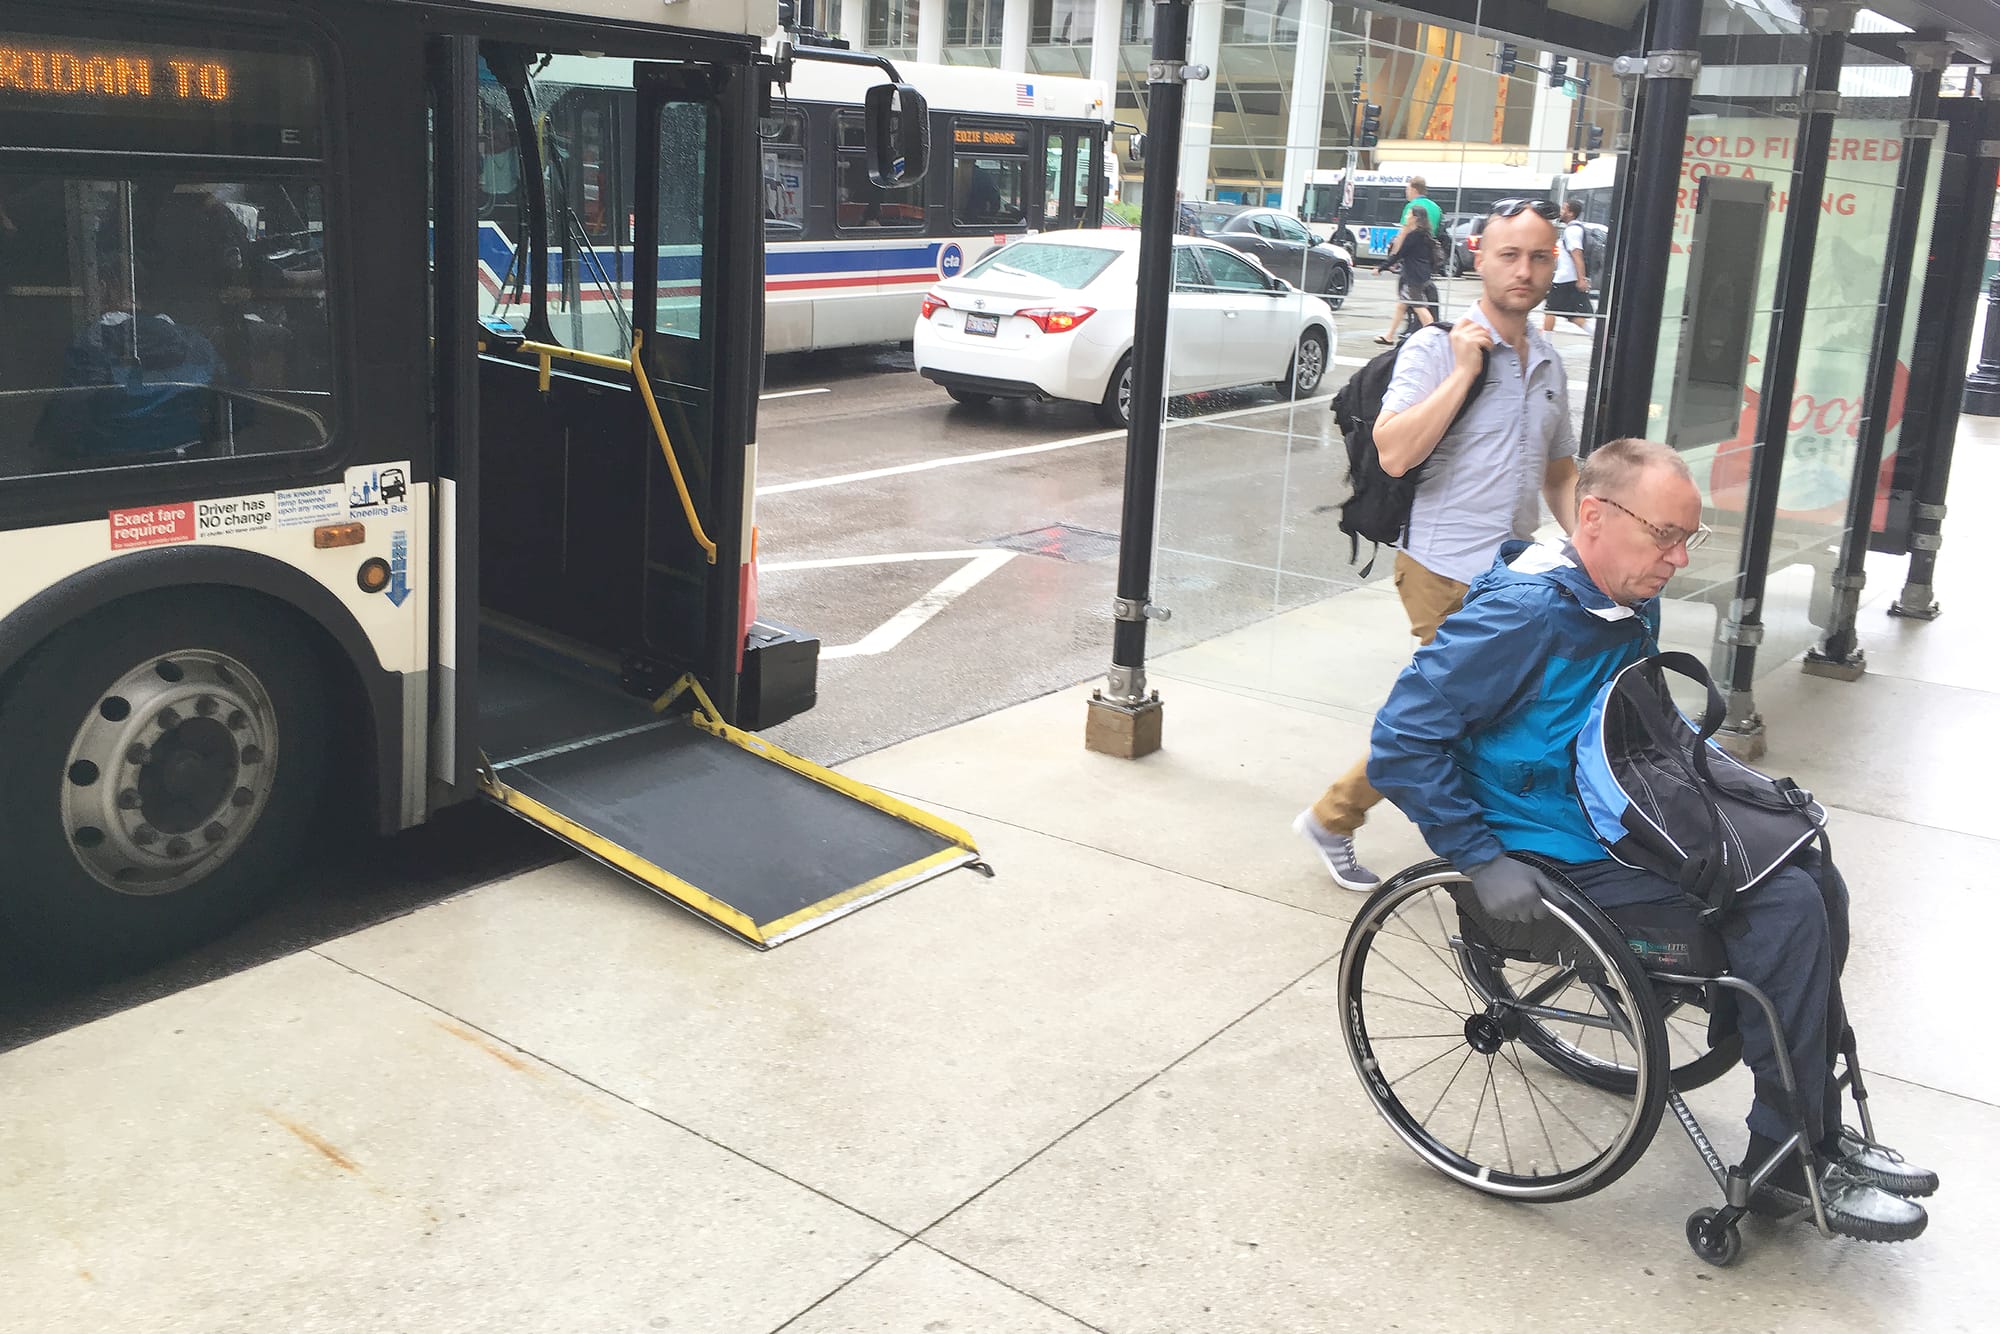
[1296,337,1326,391]
[1117,365,1132,419]
[61,649,279,896]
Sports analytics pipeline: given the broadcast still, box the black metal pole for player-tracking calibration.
[1709,14,1851,754]
[1963,271,2000,416]
[1898,75,2000,617]
[1806,47,1946,673]
[1089,0,1199,754]
[1598,0,1703,441]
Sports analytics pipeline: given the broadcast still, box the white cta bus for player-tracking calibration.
[475,56,1114,355]
[0,0,980,973]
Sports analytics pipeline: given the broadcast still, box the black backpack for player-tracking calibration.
[1330,326,1489,574]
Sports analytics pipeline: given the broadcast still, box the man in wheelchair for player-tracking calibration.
[1365,438,1935,1245]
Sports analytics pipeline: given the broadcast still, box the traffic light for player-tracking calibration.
[1357,102,1381,148]
[1586,125,1604,159]
[1498,43,1518,76]
[1548,56,1569,89]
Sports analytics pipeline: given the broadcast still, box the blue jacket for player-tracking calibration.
[1367,540,1660,870]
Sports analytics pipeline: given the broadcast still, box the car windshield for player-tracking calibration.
[963,242,1121,289]
[1194,211,1235,236]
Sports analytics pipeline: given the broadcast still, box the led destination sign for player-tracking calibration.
[0,43,235,103]
[0,31,320,157]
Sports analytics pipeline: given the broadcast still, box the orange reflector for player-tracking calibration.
[357,558,391,593]
[315,522,366,549]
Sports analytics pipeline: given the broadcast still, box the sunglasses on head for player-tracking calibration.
[1489,198,1560,221]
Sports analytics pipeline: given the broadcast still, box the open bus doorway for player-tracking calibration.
[435,37,982,951]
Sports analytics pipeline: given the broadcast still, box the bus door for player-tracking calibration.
[1043,124,1106,229]
[466,52,981,948]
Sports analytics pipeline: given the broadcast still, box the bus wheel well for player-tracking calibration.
[0,583,381,840]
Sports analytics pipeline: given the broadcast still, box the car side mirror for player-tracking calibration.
[865,82,928,188]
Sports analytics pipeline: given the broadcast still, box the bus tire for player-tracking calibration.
[0,591,331,976]
[1096,354,1133,428]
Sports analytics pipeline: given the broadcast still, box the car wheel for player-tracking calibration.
[1096,354,1133,428]
[946,388,992,407]
[1281,328,1329,398]
[0,591,331,976]
[1324,265,1351,310]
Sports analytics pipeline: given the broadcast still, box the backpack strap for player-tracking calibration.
[1606,655,1739,928]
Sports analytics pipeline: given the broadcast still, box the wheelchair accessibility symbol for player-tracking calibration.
[938,242,964,279]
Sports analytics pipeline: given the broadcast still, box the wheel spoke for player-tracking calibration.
[1486,1058,1516,1176]
[1421,1048,1477,1128]
[1385,1037,1471,1090]
[1501,1044,1563,1174]
[1363,932,1469,1018]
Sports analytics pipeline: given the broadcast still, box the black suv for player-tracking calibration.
[1185,203,1354,309]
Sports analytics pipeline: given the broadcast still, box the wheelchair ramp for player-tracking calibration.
[480,676,979,948]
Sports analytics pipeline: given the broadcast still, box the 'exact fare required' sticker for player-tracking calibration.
[109,504,194,550]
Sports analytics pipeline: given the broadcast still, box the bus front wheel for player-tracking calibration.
[0,592,331,976]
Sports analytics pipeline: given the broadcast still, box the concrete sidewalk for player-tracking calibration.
[4,428,1996,1332]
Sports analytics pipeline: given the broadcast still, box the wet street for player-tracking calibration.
[0,268,1590,1045]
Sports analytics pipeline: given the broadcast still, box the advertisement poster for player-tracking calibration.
[1665,117,1921,531]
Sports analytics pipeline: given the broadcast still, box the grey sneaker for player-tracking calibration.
[1751,1159,1929,1243]
[1828,1126,1939,1198]
[1292,810,1381,892]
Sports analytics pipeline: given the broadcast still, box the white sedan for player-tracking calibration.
[913,230,1336,427]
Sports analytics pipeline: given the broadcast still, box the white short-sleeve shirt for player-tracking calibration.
[1378,303,1578,584]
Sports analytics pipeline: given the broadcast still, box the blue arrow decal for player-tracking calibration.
[387,529,411,608]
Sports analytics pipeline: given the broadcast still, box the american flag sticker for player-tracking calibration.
[1014,81,1035,107]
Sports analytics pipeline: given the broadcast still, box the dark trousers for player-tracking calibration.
[1555,849,1850,1146]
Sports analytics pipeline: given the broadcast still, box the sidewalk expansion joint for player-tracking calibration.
[909,948,1342,1242]
[764,1238,1112,1334]
[847,786,1354,924]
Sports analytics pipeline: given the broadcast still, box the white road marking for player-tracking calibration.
[760,549,1017,659]
[758,397,1338,497]
[760,386,832,401]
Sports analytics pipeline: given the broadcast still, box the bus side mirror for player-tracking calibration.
[865,82,928,188]
[1129,132,1146,164]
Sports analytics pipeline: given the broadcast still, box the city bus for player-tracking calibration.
[477,56,1112,355]
[1301,160,1550,257]
[0,0,981,973]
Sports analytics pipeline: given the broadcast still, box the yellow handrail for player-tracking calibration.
[515,331,719,565]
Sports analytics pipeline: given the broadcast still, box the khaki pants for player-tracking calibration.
[1310,552,1470,836]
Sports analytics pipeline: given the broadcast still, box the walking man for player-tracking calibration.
[1295,198,1580,890]
[1541,199,1595,334]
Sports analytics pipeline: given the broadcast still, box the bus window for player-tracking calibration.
[951,118,1028,227]
[655,98,709,341]
[0,31,333,477]
[761,108,807,241]
[836,112,922,230]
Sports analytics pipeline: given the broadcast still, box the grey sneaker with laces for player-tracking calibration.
[1751,1159,1929,1243]
[1292,810,1381,891]
[1827,1126,1939,1198]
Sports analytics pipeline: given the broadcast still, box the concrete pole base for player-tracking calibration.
[1086,691,1164,759]
[1889,594,1941,621]
[1801,647,1867,682]
[1714,718,1768,763]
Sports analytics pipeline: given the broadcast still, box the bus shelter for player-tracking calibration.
[1094,0,2000,758]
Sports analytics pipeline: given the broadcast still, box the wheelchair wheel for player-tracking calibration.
[1339,861,1668,1202]
[1463,955,1745,1096]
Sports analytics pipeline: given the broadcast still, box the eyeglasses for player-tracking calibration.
[1592,495,1711,552]
[1489,198,1560,222]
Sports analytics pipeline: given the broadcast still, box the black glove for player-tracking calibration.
[1463,856,1554,924]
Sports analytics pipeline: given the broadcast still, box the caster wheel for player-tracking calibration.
[1686,1208,1743,1267]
